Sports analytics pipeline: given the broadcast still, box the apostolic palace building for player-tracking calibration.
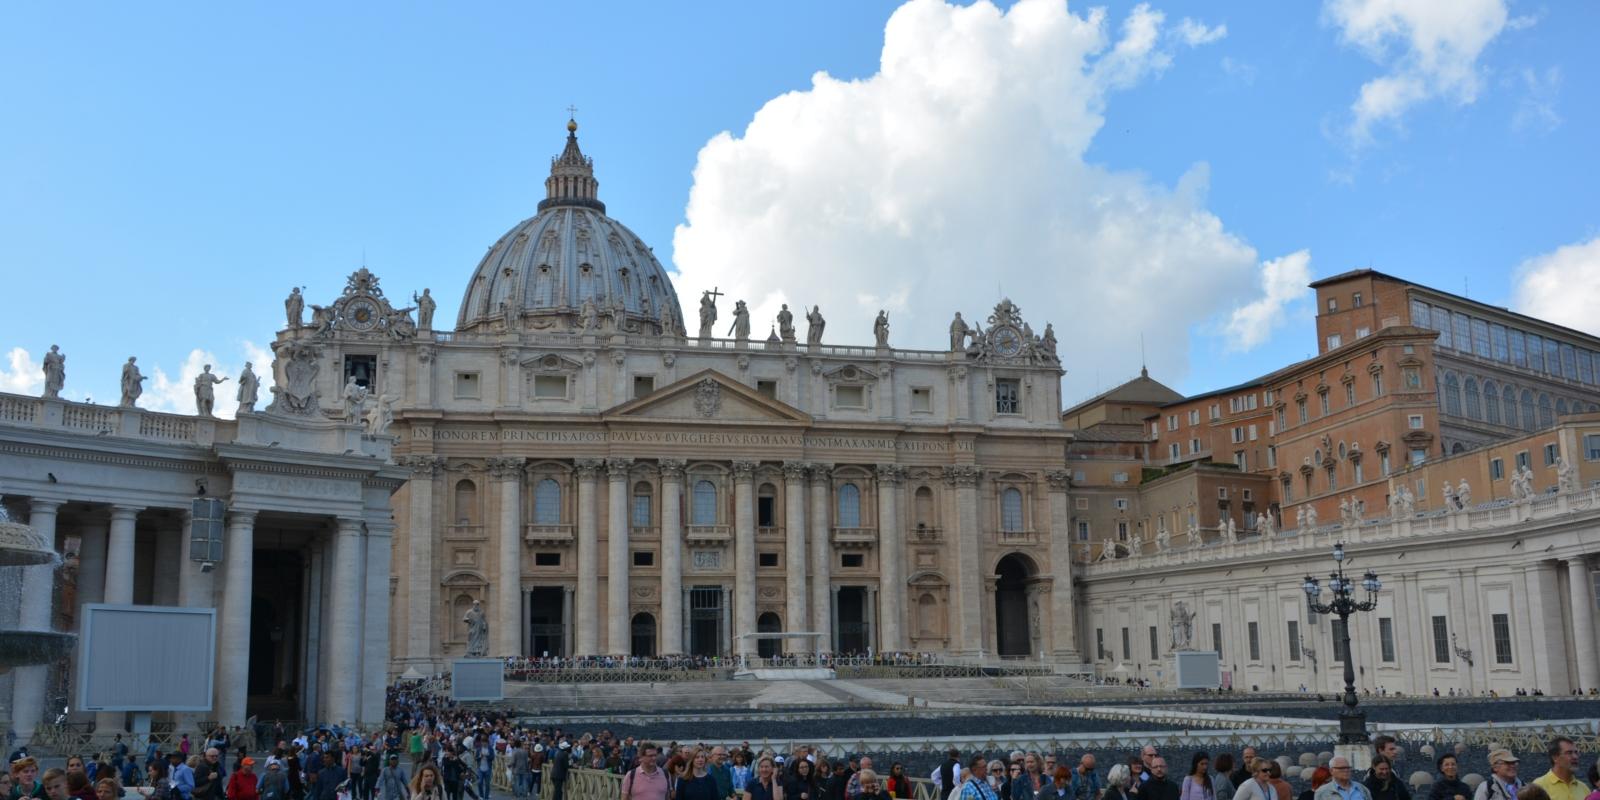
[3,121,1600,741]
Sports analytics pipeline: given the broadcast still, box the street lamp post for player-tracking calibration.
[1303,541,1381,746]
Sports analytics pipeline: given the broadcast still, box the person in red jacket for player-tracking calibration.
[227,760,260,800]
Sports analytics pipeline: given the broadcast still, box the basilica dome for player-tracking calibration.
[455,121,685,334]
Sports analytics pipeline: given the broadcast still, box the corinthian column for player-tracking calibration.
[326,518,365,724]
[782,462,808,651]
[574,459,603,656]
[606,458,634,655]
[875,465,904,652]
[808,464,833,646]
[400,455,444,667]
[945,465,983,656]
[488,457,525,657]
[1045,470,1081,662]
[732,461,758,658]
[216,511,257,727]
[659,460,687,655]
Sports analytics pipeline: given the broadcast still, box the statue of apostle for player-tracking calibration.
[285,287,305,328]
[776,303,796,342]
[463,600,489,657]
[120,357,147,408]
[236,362,260,413]
[698,290,719,340]
[727,300,751,341]
[949,312,969,351]
[193,364,228,417]
[805,305,826,346]
[873,310,891,348]
[41,345,65,398]
[413,288,436,329]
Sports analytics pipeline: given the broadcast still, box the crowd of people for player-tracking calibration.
[500,652,953,678]
[7,689,1599,800]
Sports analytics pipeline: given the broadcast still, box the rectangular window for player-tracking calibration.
[632,375,656,398]
[1212,622,1223,654]
[1454,314,1472,353]
[1167,415,1179,431]
[1492,613,1514,664]
[1320,392,1331,415]
[632,494,652,526]
[1585,434,1600,461]
[756,379,778,399]
[1511,329,1528,367]
[757,495,776,527]
[1267,445,1277,468]
[633,550,654,567]
[1381,451,1391,476]
[533,374,569,398]
[1114,498,1129,510]
[1379,617,1396,662]
[1249,424,1258,441]
[1232,426,1245,443]
[1373,372,1384,396]
[1545,443,1559,466]
[1346,383,1356,406]
[534,552,561,567]
[454,371,482,399]
[758,552,779,568]
[1562,343,1578,379]
[1411,299,1431,329]
[995,379,1020,414]
[1096,628,1106,660]
[1149,625,1159,659]
[1491,324,1509,362]
[1353,292,1363,307]
[1331,619,1348,662]
[1528,333,1544,371]
[835,384,866,408]
[1327,297,1338,312]
[1490,458,1504,480]
[1431,615,1450,663]
[910,387,932,412]
[1546,338,1561,376]
[840,553,864,568]
[1436,308,1453,347]
[1472,318,1491,357]
[1356,326,1371,339]
[1121,627,1131,661]
[1327,335,1342,350]
[1353,462,1364,483]
[1410,448,1427,466]
[1116,521,1129,540]
[1190,438,1201,454]
[1582,349,1596,385]
[1408,414,1424,429]
[1169,443,1181,460]
[1247,621,1261,661]
[1287,620,1302,661]
[1234,450,1247,470]
[1210,403,1220,420]
[1189,409,1201,425]
[1298,400,1308,423]
[1516,450,1530,470]
[1076,521,1089,540]
[1112,471,1129,483]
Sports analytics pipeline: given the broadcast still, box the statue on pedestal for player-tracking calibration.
[777,304,796,342]
[949,312,970,351]
[727,300,751,341]
[1040,323,1059,362]
[1557,456,1577,494]
[1442,481,1458,512]
[1305,505,1318,530]
[1170,601,1197,650]
[1128,530,1143,557]
[41,345,65,399]
[697,289,721,340]
[1258,512,1275,538]
[236,362,260,413]
[1456,479,1472,509]
[580,297,599,332]
[120,357,147,408]
[413,289,436,329]
[873,310,891,348]
[193,364,228,417]
[1224,516,1237,542]
[342,377,369,424]
[1339,498,1353,527]
[365,393,395,435]
[1295,505,1306,531]
[285,287,305,328]
[463,600,489,657]
[805,305,826,345]
[1398,485,1416,515]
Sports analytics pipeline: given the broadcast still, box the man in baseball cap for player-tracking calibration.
[1474,751,1523,800]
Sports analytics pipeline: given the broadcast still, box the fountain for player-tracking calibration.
[0,506,75,673]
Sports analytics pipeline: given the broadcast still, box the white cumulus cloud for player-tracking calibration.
[1513,235,1600,336]
[1325,0,1512,145]
[1224,250,1314,351]
[142,344,266,420]
[671,0,1265,391]
[0,347,43,396]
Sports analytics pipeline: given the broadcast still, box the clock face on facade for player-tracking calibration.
[346,298,380,331]
[992,324,1023,356]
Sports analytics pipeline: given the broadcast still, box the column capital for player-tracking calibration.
[782,462,809,482]
[109,504,143,521]
[486,457,526,479]
[398,454,447,477]
[605,457,634,479]
[942,465,981,488]
[658,459,687,480]
[227,510,258,527]
[1045,470,1072,491]
[574,458,605,480]
[875,464,904,484]
[808,463,834,483]
[731,461,758,481]
[28,498,63,515]
[365,519,395,538]
[335,518,365,536]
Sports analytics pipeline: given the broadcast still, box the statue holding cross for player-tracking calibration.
[698,287,722,341]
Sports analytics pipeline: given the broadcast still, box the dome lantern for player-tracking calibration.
[540,117,604,213]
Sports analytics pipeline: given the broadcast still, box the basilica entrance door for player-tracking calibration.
[528,586,566,657]
[994,554,1033,657]
[836,587,869,654]
[756,612,781,658]
[688,586,724,657]
[631,613,657,657]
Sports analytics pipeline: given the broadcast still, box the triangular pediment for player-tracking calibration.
[603,369,811,423]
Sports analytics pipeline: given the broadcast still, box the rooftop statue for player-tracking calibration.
[41,345,64,399]
[193,364,228,417]
[119,357,146,408]
[805,305,826,346]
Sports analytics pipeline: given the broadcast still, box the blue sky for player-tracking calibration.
[2,0,1596,414]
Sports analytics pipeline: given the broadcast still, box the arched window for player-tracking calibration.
[631,481,653,527]
[914,486,935,529]
[1557,398,1569,417]
[1463,378,1481,419]
[1503,385,1519,429]
[691,480,717,525]
[1000,488,1024,531]
[1539,394,1554,428]
[1483,380,1501,425]
[454,479,479,525]
[1443,374,1462,416]
[836,483,861,527]
[1521,390,1536,431]
[534,479,561,525]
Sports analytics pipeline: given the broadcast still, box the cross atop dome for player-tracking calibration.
[542,114,604,213]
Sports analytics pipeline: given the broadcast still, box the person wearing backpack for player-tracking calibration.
[259,762,289,800]
[622,745,669,800]
[376,756,409,800]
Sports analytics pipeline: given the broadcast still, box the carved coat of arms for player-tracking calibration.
[693,378,722,418]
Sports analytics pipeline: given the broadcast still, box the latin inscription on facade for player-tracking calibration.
[232,471,361,500]
[408,427,973,452]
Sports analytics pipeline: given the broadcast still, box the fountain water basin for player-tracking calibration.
[0,513,76,673]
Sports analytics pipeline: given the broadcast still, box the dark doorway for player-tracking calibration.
[757,612,782,658]
[248,549,303,720]
[994,554,1033,657]
[837,587,869,653]
[528,587,566,658]
[689,586,724,657]
[631,613,657,657]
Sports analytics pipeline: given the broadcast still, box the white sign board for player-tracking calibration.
[1172,650,1222,690]
[451,658,504,702]
[78,605,216,711]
